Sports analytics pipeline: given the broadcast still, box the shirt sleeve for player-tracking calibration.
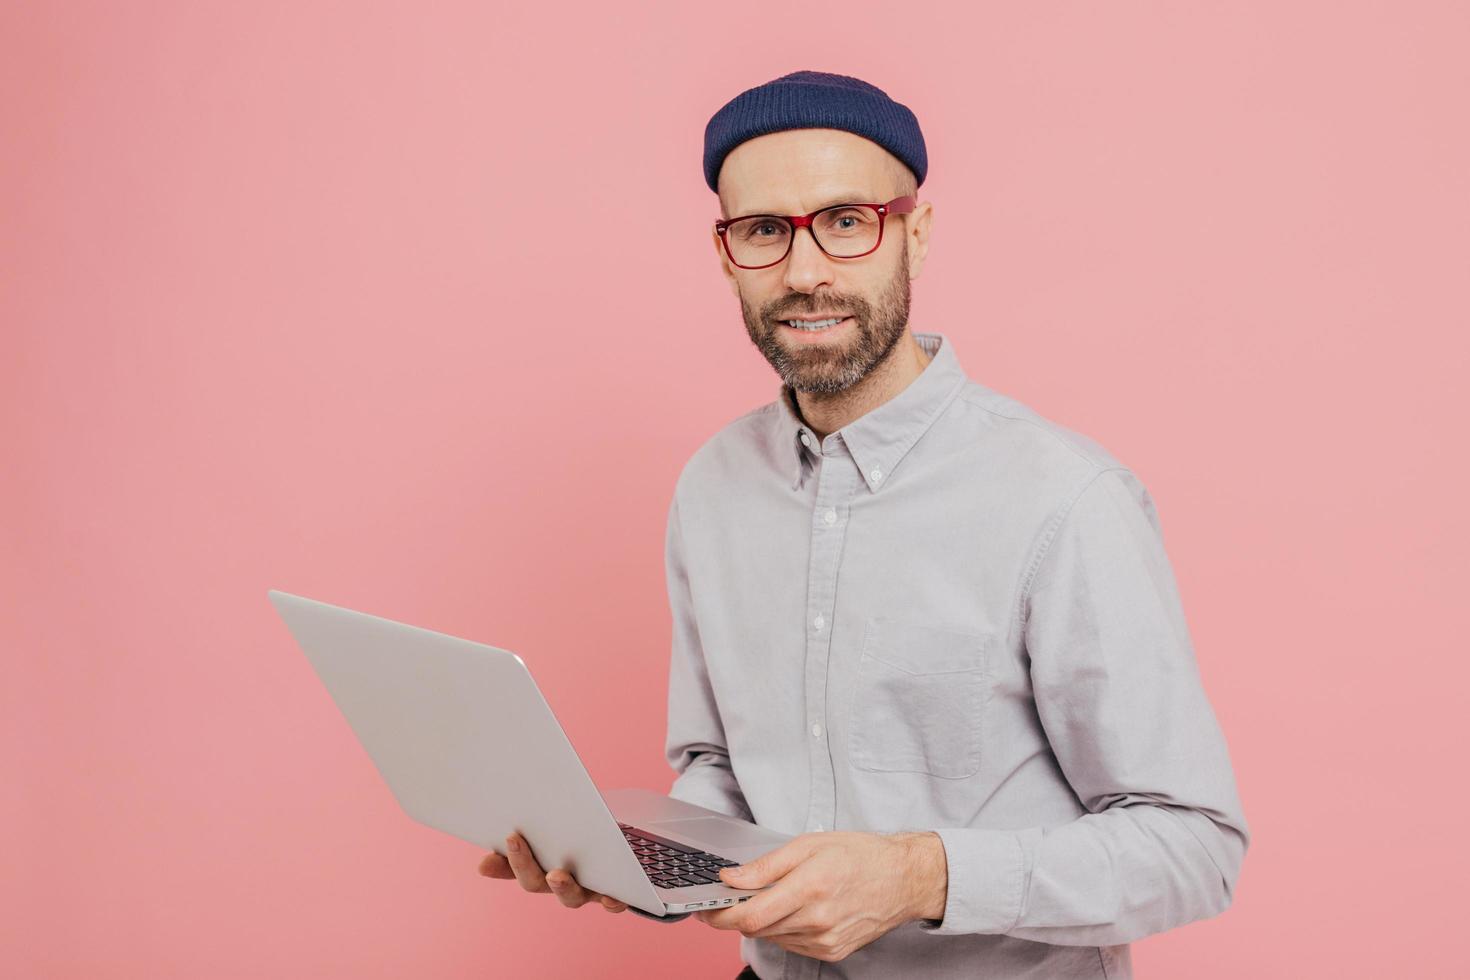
[662,492,754,822]
[917,466,1250,944]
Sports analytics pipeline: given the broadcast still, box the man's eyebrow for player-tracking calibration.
[734,192,880,217]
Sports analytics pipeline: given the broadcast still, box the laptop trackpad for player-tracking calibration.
[652,816,788,850]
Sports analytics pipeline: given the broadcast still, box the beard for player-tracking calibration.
[740,241,911,396]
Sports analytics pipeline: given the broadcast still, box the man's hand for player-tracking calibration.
[693,830,948,963]
[477,831,629,913]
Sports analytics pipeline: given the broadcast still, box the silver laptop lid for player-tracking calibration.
[267,589,663,913]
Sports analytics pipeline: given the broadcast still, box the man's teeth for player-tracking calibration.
[787,317,845,330]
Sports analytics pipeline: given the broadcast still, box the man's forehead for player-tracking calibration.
[719,129,897,216]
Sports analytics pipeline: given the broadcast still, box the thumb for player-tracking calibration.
[720,839,809,887]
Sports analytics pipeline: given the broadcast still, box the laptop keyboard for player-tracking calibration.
[618,822,740,889]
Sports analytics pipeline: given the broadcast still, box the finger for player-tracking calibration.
[695,905,743,930]
[720,836,815,888]
[697,897,770,929]
[598,895,628,913]
[735,888,808,937]
[504,833,550,892]
[778,938,836,962]
[545,869,593,908]
[749,904,811,939]
[698,879,805,936]
[478,851,514,879]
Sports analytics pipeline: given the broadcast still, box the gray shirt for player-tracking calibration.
[663,331,1249,980]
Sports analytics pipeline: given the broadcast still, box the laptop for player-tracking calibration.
[267,589,791,920]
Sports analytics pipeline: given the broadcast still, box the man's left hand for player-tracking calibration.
[693,830,947,963]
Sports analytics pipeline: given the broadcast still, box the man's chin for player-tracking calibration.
[782,359,860,392]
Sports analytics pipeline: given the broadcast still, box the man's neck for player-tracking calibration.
[793,331,934,442]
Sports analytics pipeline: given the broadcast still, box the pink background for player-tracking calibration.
[4,2,1466,977]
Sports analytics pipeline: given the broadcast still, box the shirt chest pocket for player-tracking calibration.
[845,617,991,779]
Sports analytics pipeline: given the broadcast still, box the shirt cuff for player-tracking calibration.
[916,826,1039,936]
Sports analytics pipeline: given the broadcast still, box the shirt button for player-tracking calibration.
[823,508,837,525]
[799,432,811,448]
[811,722,823,738]
[813,614,825,630]
[870,467,883,482]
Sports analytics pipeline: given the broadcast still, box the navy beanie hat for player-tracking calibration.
[702,70,927,194]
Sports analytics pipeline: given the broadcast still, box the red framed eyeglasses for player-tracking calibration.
[714,195,917,270]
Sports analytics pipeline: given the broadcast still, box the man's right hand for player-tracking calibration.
[477,831,629,913]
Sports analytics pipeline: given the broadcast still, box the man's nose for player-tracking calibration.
[782,226,835,293]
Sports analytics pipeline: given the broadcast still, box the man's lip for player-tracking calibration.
[778,314,852,322]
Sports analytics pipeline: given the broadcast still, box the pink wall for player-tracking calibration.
[4,2,1466,977]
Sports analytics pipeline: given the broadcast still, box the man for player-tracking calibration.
[479,70,1249,980]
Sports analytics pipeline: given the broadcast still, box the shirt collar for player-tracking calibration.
[774,331,970,493]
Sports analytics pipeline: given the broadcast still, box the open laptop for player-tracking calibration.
[267,589,791,920]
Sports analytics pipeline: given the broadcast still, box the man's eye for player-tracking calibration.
[738,221,786,241]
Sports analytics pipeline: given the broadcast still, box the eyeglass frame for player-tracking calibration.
[713,195,917,270]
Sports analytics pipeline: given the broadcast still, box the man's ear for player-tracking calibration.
[905,201,933,281]
[713,230,740,298]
